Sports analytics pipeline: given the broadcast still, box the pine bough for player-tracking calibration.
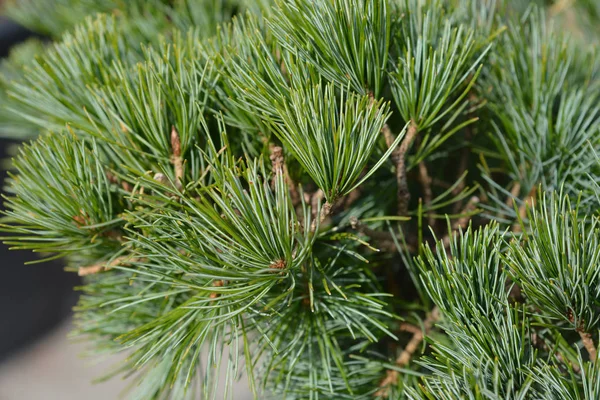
[0,0,599,399]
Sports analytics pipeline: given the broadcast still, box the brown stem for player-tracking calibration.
[171,126,183,190]
[78,256,133,276]
[382,124,395,148]
[121,180,133,192]
[106,170,133,192]
[376,307,439,397]
[398,322,422,336]
[270,145,301,206]
[311,200,332,232]
[269,145,285,179]
[417,161,434,227]
[393,122,418,216]
[578,330,597,362]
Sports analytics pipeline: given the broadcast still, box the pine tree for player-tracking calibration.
[1,0,599,399]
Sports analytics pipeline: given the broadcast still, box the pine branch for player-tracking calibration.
[270,0,391,97]
[1,1,599,399]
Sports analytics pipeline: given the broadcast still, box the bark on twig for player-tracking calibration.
[311,200,332,232]
[78,256,133,276]
[382,124,396,148]
[417,161,434,227]
[578,329,598,363]
[270,145,301,206]
[171,126,183,190]
[269,145,285,178]
[375,307,440,397]
[391,122,418,216]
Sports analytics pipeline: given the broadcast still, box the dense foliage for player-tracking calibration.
[1,0,599,399]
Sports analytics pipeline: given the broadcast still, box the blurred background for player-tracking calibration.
[0,1,597,399]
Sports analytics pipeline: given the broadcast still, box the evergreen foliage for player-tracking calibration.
[0,0,599,399]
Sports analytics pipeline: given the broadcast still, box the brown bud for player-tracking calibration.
[271,259,286,270]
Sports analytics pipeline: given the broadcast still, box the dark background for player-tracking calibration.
[0,17,79,361]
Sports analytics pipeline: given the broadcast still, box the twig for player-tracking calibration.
[383,122,419,215]
[394,122,418,216]
[382,124,395,148]
[398,322,422,336]
[375,307,440,397]
[417,161,434,227]
[78,256,133,276]
[171,126,183,190]
[311,199,332,232]
[270,145,301,206]
[398,307,439,365]
[106,170,133,192]
[121,181,133,192]
[269,145,285,178]
[578,329,598,363]
[519,186,537,219]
